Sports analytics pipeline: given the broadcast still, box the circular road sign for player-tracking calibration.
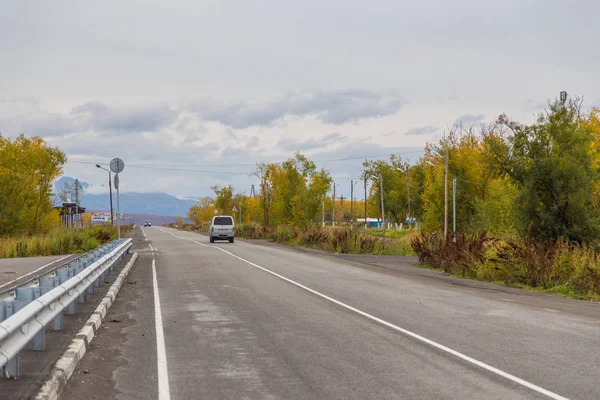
[110,158,125,174]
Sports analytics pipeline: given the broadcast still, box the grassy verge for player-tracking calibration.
[236,224,418,256]
[0,224,134,258]
[412,233,600,301]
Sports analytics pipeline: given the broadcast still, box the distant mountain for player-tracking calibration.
[55,176,196,217]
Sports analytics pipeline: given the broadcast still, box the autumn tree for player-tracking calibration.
[0,134,66,235]
[494,98,600,243]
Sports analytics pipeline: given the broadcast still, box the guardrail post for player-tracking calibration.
[40,277,62,331]
[30,287,45,350]
[15,287,46,351]
[1,301,19,379]
[57,269,77,315]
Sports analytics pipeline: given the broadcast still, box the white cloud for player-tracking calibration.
[2,0,600,198]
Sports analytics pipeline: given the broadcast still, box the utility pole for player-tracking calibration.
[322,197,325,227]
[380,175,385,231]
[250,184,256,198]
[350,180,354,225]
[332,182,336,227]
[74,179,79,227]
[453,177,457,242]
[74,179,81,227]
[364,176,368,229]
[444,148,449,239]
[339,195,346,223]
[405,168,411,229]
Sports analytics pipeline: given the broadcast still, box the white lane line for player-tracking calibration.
[157,227,570,400]
[0,254,73,290]
[152,257,171,400]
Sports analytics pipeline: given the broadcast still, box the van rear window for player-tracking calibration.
[213,217,233,225]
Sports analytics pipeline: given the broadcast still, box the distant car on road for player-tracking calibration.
[209,216,235,243]
[144,221,152,227]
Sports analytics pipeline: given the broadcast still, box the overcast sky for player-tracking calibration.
[1,0,599,199]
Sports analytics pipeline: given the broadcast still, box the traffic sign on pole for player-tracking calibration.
[110,158,125,174]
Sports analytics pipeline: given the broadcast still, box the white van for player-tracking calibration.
[209,215,235,243]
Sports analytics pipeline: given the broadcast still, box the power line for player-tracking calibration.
[68,149,424,169]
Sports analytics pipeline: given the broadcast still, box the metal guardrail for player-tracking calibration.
[0,238,132,379]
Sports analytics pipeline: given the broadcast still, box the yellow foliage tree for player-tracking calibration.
[0,135,66,236]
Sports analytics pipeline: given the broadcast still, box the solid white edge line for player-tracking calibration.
[157,227,570,400]
[152,254,171,399]
[0,254,73,290]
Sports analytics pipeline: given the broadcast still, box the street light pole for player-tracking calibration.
[95,164,114,225]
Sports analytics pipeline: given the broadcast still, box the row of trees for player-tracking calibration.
[364,98,600,243]
[0,134,66,235]
[189,153,336,228]
[188,96,600,244]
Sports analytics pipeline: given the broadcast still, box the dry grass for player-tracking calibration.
[0,224,133,258]
[411,233,600,299]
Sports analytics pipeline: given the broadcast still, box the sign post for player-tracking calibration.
[110,158,125,239]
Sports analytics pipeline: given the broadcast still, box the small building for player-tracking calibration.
[53,202,86,228]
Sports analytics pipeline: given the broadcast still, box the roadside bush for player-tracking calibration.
[411,233,600,298]
[0,225,127,258]
[297,228,330,247]
[411,233,495,278]
[236,224,271,239]
[270,226,299,243]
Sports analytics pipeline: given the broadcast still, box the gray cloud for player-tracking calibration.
[188,90,405,129]
[406,125,438,136]
[278,132,345,152]
[0,97,76,137]
[71,101,177,133]
[246,136,260,148]
[454,114,486,125]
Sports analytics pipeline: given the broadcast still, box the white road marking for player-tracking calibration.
[149,232,170,399]
[152,257,171,400]
[0,254,73,290]
[157,227,570,400]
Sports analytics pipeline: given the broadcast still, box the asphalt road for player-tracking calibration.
[63,227,599,400]
[0,254,77,292]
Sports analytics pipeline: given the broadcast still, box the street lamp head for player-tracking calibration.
[426,161,435,167]
[95,164,101,168]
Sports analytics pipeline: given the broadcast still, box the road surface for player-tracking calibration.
[0,254,77,292]
[63,227,599,400]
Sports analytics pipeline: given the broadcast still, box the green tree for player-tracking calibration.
[495,98,600,243]
[212,185,234,215]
